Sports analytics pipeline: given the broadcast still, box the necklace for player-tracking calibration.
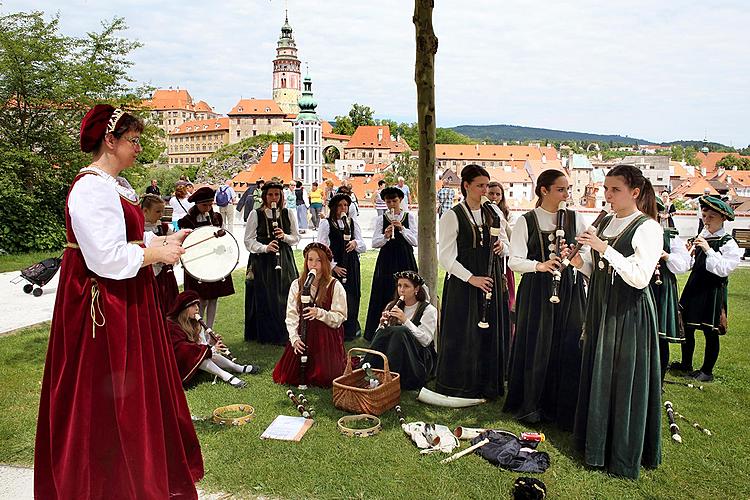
[464,201,485,247]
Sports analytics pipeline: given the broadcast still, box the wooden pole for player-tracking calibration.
[414,0,438,302]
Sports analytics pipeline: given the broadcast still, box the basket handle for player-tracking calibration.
[344,347,392,383]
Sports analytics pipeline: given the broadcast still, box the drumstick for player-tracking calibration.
[182,229,227,250]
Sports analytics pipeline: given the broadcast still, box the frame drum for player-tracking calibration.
[180,226,239,282]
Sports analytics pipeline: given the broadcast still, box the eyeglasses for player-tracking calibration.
[124,136,142,147]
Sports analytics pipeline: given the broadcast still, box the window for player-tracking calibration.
[281,77,287,88]
[300,129,305,143]
[267,118,272,125]
[236,130,240,137]
[236,119,240,124]
[253,130,257,136]
[253,118,257,125]
[300,150,305,161]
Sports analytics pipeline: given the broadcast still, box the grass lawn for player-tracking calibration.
[0,250,63,274]
[2,253,750,499]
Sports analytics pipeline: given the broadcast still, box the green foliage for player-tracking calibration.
[332,103,375,135]
[716,154,750,171]
[672,198,693,211]
[453,124,646,145]
[331,114,354,135]
[384,152,419,201]
[671,146,702,167]
[0,10,150,252]
[120,164,198,196]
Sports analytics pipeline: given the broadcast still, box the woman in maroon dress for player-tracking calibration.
[35,105,203,499]
[273,242,347,388]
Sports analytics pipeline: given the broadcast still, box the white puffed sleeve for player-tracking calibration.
[283,208,301,246]
[68,175,144,279]
[317,219,331,247]
[404,303,437,347]
[602,218,663,289]
[665,236,691,275]
[438,210,472,282]
[243,210,267,254]
[315,280,347,328]
[403,213,419,246]
[372,215,386,248]
[352,219,367,253]
[286,279,301,344]
[705,236,742,277]
[508,215,537,274]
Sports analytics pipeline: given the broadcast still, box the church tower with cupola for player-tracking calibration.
[294,74,322,184]
[272,11,301,115]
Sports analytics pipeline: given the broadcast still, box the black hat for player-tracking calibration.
[328,193,351,211]
[381,187,404,200]
[262,181,284,193]
[187,186,215,204]
[167,290,201,319]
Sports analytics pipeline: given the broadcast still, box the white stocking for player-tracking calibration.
[212,353,244,373]
[199,358,232,382]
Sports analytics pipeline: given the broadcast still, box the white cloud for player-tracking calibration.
[2,0,748,145]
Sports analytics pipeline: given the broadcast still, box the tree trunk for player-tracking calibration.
[414,0,439,303]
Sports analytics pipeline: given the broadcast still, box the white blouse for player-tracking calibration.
[372,211,418,248]
[317,218,367,253]
[438,204,510,282]
[285,278,348,345]
[68,168,155,280]
[509,207,592,276]
[169,196,193,222]
[244,207,300,254]
[664,235,691,275]
[691,227,743,277]
[400,302,438,348]
[599,211,663,290]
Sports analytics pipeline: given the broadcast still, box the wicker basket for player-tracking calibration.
[332,348,401,416]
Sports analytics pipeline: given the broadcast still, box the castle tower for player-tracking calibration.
[294,74,322,184]
[272,11,301,115]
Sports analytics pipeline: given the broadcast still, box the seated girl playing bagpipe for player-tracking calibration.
[272,242,348,388]
[167,290,259,389]
[365,271,437,391]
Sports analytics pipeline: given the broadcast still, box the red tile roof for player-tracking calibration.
[437,144,544,161]
[194,100,213,112]
[172,118,229,135]
[323,133,352,141]
[142,89,195,111]
[228,99,285,116]
[231,144,294,185]
[321,121,333,134]
[486,167,533,184]
[694,152,750,175]
[348,174,385,205]
[345,126,394,149]
[671,177,720,198]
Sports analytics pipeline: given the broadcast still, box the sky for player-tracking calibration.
[4,0,749,146]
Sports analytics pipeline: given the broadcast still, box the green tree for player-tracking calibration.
[331,115,354,135]
[348,103,375,128]
[0,11,148,252]
[384,152,419,202]
[435,128,474,144]
[716,155,750,171]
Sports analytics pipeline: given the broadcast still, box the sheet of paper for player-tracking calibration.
[260,415,314,441]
